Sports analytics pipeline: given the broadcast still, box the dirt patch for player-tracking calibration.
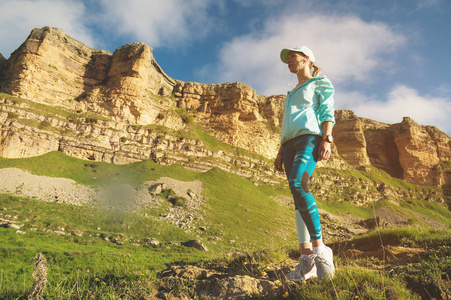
[145,177,204,211]
[374,207,409,227]
[0,168,205,216]
[337,245,428,264]
[146,178,205,230]
[0,168,97,205]
[411,211,448,229]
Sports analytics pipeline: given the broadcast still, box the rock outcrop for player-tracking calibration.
[0,27,177,126]
[334,111,451,186]
[158,264,282,300]
[0,97,282,185]
[333,110,371,166]
[1,27,112,105]
[0,26,450,188]
[174,81,284,158]
[394,117,451,185]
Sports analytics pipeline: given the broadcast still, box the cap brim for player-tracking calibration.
[280,48,294,63]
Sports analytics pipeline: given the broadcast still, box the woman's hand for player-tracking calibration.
[318,141,332,161]
[274,152,284,173]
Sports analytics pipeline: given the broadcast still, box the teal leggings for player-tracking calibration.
[283,134,322,242]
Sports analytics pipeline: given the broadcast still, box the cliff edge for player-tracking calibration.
[0,27,450,188]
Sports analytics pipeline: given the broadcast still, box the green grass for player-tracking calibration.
[0,188,294,298]
[330,227,451,300]
[0,148,449,298]
[401,198,451,227]
[323,202,373,219]
[395,250,451,299]
[287,264,418,300]
[0,152,297,299]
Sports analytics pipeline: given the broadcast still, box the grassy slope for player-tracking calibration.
[0,152,450,299]
[0,152,296,299]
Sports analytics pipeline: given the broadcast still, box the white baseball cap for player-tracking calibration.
[280,46,316,64]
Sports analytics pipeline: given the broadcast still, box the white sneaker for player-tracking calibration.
[286,255,317,281]
[315,246,335,279]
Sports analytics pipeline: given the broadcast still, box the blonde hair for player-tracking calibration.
[300,52,321,77]
[311,62,322,77]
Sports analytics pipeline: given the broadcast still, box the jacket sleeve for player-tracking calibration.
[315,77,335,125]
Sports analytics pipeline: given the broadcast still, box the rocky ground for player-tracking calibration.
[0,167,444,236]
[0,168,206,230]
[1,168,449,299]
[155,239,439,300]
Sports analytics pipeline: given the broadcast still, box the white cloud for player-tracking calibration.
[337,85,451,134]
[202,13,406,96]
[0,0,95,58]
[98,0,215,48]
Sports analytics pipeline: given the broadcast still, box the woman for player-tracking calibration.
[274,46,335,281]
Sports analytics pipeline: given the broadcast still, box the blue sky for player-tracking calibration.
[1,0,450,135]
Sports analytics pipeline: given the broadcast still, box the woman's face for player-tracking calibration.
[287,51,307,73]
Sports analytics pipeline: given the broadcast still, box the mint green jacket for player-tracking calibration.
[280,76,335,145]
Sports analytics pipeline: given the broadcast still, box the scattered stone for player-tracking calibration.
[158,265,279,300]
[53,231,66,235]
[144,238,160,246]
[0,207,6,210]
[148,183,163,195]
[182,240,208,251]
[199,226,207,231]
[197,275,277,300]
[16,230,26,235]
[7,223,21,230]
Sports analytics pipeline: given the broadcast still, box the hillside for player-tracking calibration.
[0,27,450,188]
[0,27,450,299]
[0,153,450,299]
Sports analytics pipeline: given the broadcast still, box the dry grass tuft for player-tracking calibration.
[28,253,48,300]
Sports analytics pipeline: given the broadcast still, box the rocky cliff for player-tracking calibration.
[0,27,450,189]
[174,81,284,158]
[334,111,451,186]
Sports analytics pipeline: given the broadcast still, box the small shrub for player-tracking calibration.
[160,188,187,207]
[169,196,186,207]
